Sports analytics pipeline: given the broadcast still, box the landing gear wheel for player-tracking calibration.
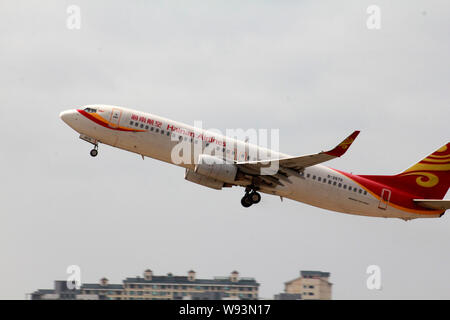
[90,149,98,157]
[241,196,252,208]
[241,185,261,207]
[250,192,261,204]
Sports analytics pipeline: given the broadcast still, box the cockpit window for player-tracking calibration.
[83,107,97,113]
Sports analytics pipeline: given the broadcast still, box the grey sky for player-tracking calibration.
[0,0,449,299]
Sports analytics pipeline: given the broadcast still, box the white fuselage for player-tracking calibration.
[60,105,441,220]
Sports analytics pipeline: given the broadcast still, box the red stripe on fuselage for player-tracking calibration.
[77,109,144,132]
[330,168,441,215]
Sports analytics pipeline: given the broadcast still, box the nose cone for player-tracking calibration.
[59,109,77,124]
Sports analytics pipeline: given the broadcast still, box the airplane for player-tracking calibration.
[60,105,450,221]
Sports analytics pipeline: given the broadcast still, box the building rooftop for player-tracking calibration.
[300,271,330,278]
[123,275,259,286]
[81,283,124,290]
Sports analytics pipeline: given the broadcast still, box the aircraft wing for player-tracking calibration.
[236,130,360,186]
[413,199,450,210]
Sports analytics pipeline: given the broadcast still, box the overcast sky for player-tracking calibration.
[0,0,449,299]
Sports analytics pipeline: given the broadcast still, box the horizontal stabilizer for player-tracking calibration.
[413,199,450,210]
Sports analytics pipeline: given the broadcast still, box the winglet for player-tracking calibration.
[324,130,360,157]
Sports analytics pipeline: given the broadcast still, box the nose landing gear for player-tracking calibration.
[79,134,99,157]
[241,186,261,208]
[90,146,98,157]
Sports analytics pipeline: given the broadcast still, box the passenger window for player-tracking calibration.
[323,179,326,183]
[161,130,164,135]
[359,189,362,193]
[130,121,134,125]
[155,128,159,133]
[333,181,337,186]
[167,132,170,136]
[364,191,367,195]
[328,180,331,184]
[338,183,342,187]
[145,125,149,130]
[343,185,347,189]
[135,123,138,127]
[140,124,144,128]
[150,127,154,131]
[312,175,316,180]
[307,174,310,178]
[318,177,321,182]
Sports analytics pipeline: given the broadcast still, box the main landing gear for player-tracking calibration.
[241,186,261,208]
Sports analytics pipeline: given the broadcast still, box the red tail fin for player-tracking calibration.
[359,143,450,199]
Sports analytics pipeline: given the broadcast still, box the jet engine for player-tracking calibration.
[194,154,238,183]
[184,169,224,190]
[184,155,239,190]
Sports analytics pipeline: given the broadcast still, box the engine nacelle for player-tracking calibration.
[184,169,224,190]
[194,154,238,184]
